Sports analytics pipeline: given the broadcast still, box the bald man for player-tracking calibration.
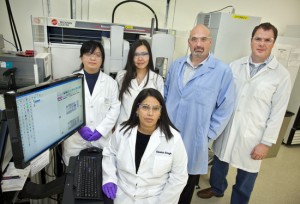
[164,24,235,203]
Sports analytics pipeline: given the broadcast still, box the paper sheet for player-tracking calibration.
[30,150,50,177]
[1,162,30,192]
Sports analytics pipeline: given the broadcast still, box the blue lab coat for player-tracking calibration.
[164,54,235,174]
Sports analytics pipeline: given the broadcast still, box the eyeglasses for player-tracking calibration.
[138,104,161,112]
[134,52,149,58]
[252,37,274,44]
[84,52,102,59]
[189,36,211,43]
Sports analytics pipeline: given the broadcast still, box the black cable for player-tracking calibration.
[112,0,159,31]
[209,5,235,14]
[5,0,18,51]
[5,1,18,50]
[7,0,22,51]
[2,37,17,49]
[5,0,22,51]
[8,0,22,51]
[49,195,59,202]
[55,145,66,174]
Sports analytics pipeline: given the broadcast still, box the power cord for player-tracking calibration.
[209,5,235,14]
[112,0,159,31]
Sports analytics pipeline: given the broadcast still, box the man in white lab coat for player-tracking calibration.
[197,23,291,204]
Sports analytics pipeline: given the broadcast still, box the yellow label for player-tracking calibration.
[232,15,249,20]
[125,25,134,29]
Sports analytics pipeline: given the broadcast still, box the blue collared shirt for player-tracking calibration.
[183,54,210,86]
[249,55,274,78]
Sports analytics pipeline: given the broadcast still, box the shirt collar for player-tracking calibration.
[249,55,274,67]
[186,53,211,68]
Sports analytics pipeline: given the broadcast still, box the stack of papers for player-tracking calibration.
[1,162,30,192]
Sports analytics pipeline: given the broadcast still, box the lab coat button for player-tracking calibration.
[90,105,93,108]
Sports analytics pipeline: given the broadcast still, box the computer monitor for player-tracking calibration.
[3,74,85,169]
[0,110,11,175]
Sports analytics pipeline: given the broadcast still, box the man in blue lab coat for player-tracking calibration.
[164,24,235,204]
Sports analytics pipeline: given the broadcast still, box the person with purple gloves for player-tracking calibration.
[102,88,188,204]
[63,40,120,166]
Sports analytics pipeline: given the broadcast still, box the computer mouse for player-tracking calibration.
[79,147,102,156]
[87,147,102,153]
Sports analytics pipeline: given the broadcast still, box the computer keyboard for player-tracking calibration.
[73,155,103,200]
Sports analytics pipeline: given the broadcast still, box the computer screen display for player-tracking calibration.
[3,75,85,169]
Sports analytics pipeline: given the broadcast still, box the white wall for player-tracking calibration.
[1,0,300,57]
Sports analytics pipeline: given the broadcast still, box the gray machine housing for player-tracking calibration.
[0,53,51,89]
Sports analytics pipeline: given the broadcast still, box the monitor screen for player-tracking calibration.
[3,74,85,169]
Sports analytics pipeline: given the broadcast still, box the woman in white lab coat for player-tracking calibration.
[116,39,164,125]
[102,88,188,204]
[63,40,120,165]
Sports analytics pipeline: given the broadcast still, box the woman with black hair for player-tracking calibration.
[116,39,164,125]
[63,40,120,165]
[102,88,188,204]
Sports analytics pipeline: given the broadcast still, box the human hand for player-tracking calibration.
[250,143,270,160]
[88,130,102,141]
[78,126,93,141]
[102,182,117,199]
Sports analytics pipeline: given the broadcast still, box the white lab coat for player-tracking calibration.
[213,56,291,173]
[102,125,188,204]
[63,70,121,165]
[115,70,164,125]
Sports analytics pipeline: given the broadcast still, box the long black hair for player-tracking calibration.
[118,39,155,102]
[79,40,105,69]
[120,88,178,141]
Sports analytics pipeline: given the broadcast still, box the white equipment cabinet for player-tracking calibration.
[197,12,261,64]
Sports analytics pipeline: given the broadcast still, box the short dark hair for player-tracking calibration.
[79,40,105,68]
[120,88,178,141]
[251,22,278,42]
[118,39,155,102]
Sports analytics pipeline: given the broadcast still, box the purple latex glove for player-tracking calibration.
[78,126,93,141]
[102,182,117,199]
[88,130,102,141]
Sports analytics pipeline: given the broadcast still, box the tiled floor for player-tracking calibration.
[191,144,300,204]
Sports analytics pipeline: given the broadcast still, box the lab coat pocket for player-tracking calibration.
[194,87,213,105]
[253,83,276,104]
[153,156,172,176]
[100,97,111,113]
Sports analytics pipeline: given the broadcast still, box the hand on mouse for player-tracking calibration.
[87,130,102,141]
[78,126,93,141]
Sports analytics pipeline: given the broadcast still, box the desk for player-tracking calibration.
[62,156,112,204]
